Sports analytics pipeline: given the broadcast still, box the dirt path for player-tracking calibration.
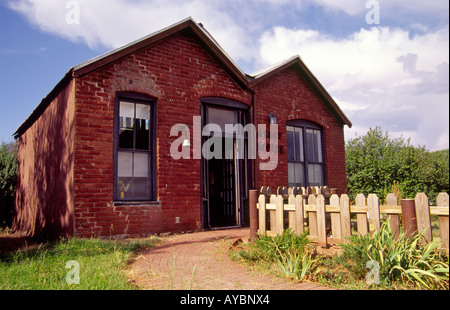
[128,228,334,290]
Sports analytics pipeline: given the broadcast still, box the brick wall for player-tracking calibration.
[14,79,75,239]
[74,31,252,238]
[254,66,348,194]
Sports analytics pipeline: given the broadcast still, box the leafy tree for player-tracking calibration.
[0,141,18,227]
[345,127,449,203]
[428,149,449,199]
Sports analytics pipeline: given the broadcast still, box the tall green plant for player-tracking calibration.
[233,229,321,282]
[276,245,321,281]
[336,221,449,289]
[240,229,309,263]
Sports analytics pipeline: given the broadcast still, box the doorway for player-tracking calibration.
[201,99,250,229]
[208,138,239,227]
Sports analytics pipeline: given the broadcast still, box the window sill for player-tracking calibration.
[112,200,161,207]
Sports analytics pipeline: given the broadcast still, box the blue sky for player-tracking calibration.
[1,0,448,151]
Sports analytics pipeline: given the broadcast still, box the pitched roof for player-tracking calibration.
[73,17,249,87]
[248,55,352,127]
[13,17,351,138]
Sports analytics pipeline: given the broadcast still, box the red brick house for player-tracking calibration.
[12,18,351,239]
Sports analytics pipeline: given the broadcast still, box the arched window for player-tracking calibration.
[286,120,325,187]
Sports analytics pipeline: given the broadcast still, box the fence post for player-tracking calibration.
[288,194,295,231]
[415,193,432,245]
[249,190,258,240]
[401,199,418,238]
[269,194,277,233]
[316,195,327,247]
[308,194,318,238]
[329,194,341,240]
[355,194,368,236]
[385,193,400,239]
[258,194,266,235]
[295,194,304,235]
[340,194,351,242]
[276,194,284,235]
[301,187,308,218]
[368,194,380,236]
[436,193,449,251]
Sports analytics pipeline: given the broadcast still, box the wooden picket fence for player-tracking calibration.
[256,186,449,251]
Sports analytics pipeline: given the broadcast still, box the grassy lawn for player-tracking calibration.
[1,220,447,290]
[0,237,160,290]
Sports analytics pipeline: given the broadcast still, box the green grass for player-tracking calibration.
[0,237,160,290]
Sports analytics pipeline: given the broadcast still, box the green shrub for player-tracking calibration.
[238,229,309,263]
[233,229,321,281]
[0,141,18,227]
[345,127,449,203]
[335,221,449,289]
[276,245,321,281]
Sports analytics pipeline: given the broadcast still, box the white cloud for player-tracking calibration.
[7,0,255,63]
[7,0,449,150]
[259,25,449,150]
[259,26,449,89]
[310,0,449,19]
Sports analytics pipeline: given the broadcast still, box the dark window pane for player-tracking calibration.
[296,127,304,162]
[117,152,150,200]
[119,101,135,149]
[119,127,134,149]
[133,177,149,199]
[117,152,132,198]
[314,130,323,163]
[135,119,149,149]
[118,152,133,178]
[305,129,322,163]
[288,162,305,187]
[305,129,315,162]
[287,127,295,161]
[295,163,305,187]
[134,153,149,178]
[294,129,302,161]
[308,164,323,186]
[131,153,150,199]
[135,104,150,150]
[288,162,294,186]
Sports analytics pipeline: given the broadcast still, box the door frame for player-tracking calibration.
[200,98,251,229]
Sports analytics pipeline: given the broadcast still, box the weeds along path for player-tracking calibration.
[127,228,333,290]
